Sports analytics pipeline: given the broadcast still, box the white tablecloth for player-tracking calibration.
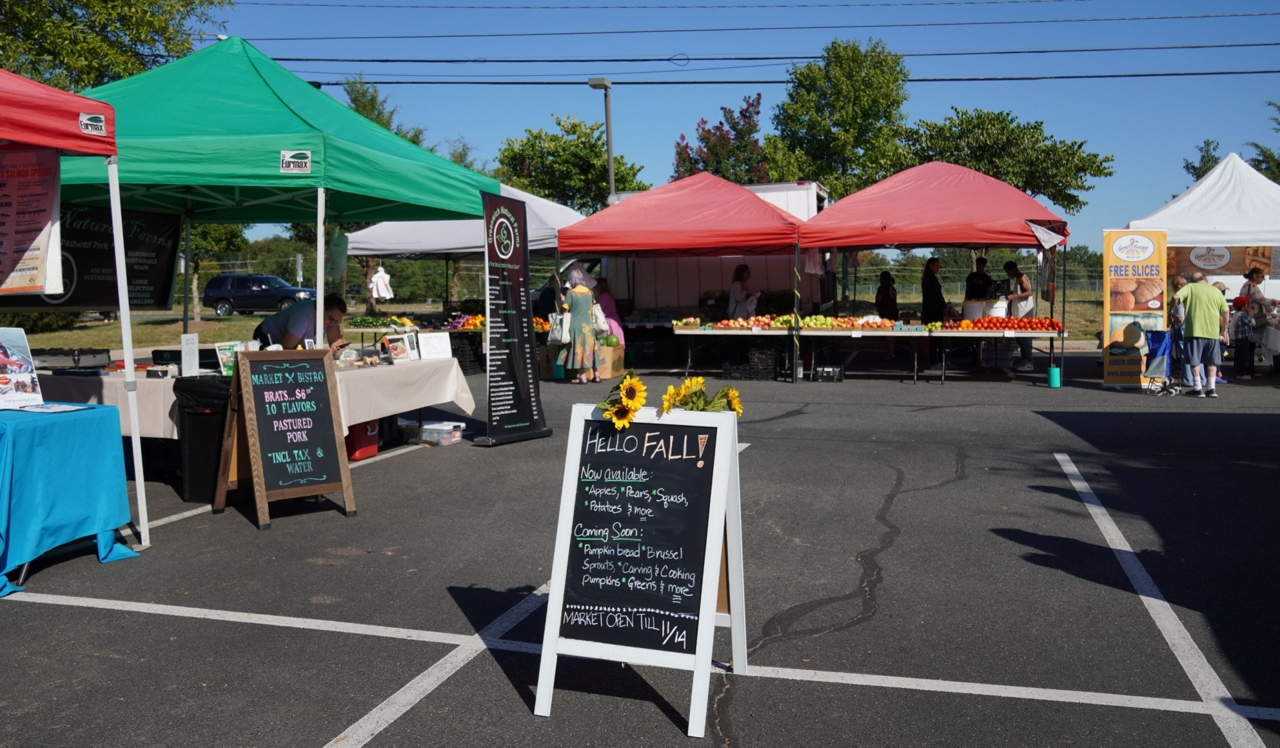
[1260,326,1280,360]
[333,358,475,434]
[36,357,476,438]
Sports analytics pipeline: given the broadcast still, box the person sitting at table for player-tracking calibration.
[964,257,995,300]
[875,271,899,361]
[728,264,759,320]
[252,293,349,354]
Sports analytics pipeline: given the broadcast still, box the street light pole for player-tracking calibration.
[588,77,616,204]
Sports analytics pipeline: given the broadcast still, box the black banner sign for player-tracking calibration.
[477,191,551,446]
[560,419,718,653]
[0,205,179,311]
[244,354,343,493]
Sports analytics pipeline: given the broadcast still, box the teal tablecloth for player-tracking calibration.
[0,404,137,597]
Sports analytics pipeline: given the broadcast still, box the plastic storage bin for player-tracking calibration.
[420,421,465,446]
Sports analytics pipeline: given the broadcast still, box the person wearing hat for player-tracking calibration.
[1175,272,1230,397]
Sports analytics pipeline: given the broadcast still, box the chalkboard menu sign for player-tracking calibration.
[476,192,551,447]
[561,419,717,653]
[535,404,748,739]
[213,350,355,530]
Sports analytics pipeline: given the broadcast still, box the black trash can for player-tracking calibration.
[173,376,232,505]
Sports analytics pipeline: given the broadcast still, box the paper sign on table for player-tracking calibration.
[849,330,863,338]
[180,333,199,376]
[417,332,452,360]
[1003,330,1016,338]
[0,327,43,409]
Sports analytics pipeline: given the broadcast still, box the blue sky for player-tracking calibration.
[210,0,1280,250]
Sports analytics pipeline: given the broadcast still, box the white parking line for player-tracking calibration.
[6,588,1279,729]
[6,592,475,647]
[1055,453,1265,748]
[149,505,212,528]
[326,585,549,747]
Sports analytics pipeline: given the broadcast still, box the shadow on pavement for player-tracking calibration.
[1026,411,1280,714]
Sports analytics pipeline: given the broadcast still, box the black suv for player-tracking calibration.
[202,274,315,316]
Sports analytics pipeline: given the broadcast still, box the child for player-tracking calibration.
[1230,296,1258,380]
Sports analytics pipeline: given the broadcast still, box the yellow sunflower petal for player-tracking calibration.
[619,374,647,409]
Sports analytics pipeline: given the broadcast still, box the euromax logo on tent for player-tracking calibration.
[280,151,312,174]
[78,113,107,136]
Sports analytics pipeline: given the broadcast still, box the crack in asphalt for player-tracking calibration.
[710,445,970,747]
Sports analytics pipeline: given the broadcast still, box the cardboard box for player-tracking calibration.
[539,345,565,381]
[597,345,625,380]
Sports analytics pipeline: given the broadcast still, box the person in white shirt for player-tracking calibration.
[1004,261,1036,372]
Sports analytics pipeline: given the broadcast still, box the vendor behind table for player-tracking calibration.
[1004,261,1035,372]
[964,257,995,301]
[252,293,349,354]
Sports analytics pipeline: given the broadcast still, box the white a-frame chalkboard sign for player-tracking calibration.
[534,404,748,739]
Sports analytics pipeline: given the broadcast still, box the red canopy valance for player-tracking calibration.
[0,69,116,156]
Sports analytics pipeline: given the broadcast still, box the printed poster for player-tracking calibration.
[0,149,60,295]
[1102,230,1167,388]
[0,327,43,409]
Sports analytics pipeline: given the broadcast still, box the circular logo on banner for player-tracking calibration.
[1188,246,1231,270]
[1111,234,1156,262]
[488,207,517,260]
[40,253,77,305]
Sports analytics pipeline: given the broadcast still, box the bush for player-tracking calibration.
[0,311,81,334]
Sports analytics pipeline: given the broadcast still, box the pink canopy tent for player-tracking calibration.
[799,162,1068,250]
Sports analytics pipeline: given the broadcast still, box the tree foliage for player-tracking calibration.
[1247,101,1280,184]
[766,39,910,199]
[1183,139,1221,182]
[342,75,425,146]
[672,94,768,184]
[494,115,648,214]
[899,107,1114,215]
[1,0,231,91]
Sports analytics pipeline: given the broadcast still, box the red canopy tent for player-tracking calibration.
[799,162,1068,250]
[558,172,802,256]
[0,69,117,155]
[0,69,153,545]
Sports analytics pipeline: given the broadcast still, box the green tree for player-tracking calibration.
[1247,101,1280,184]
[672,93,768,184]
[766,39,910,199]
[494,114,648,214]
[186,224,248,321]
[1,0,231,91]
[1183,139,1221,182]
[899,107,1113,215]
[1061,243,1102,278]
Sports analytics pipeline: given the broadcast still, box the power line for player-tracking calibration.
[215,11,1280,41]
[273,40,1280,64]
[306,69,1280,85]
[239,0,1099,8]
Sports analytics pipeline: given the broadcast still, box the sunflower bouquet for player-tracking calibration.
[597,370,648,429]
[658,376,743,418]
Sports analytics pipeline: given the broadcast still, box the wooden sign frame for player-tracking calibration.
[534,404,748,739]
[213,350,355,530]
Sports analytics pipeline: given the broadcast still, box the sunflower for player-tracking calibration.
[684,376,706,394]
[659,384,680,415]
[726,388,744,417]
[618,374,647,409]
[605,401,638,429]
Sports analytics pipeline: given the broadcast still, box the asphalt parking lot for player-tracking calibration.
[3,352,1279,747]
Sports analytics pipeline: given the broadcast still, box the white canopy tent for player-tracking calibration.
[347,184,584,259]
[1128,153,1280,246]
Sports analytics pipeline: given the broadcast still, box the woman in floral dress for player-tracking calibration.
[557,263,603,383]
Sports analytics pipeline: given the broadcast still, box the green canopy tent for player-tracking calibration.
[62,36,499,338]
[59,38,497,537]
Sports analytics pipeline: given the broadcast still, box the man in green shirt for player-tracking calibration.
[1174,272,1230,397]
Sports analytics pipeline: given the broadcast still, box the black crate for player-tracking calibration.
[812,365,845,382]
[722,363,750,380]
[747,347,778,380]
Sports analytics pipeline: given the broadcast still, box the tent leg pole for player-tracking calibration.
[108,157,150,549]
[793,244,801,384]
[182,215,191,335]
[315,188,326,345]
